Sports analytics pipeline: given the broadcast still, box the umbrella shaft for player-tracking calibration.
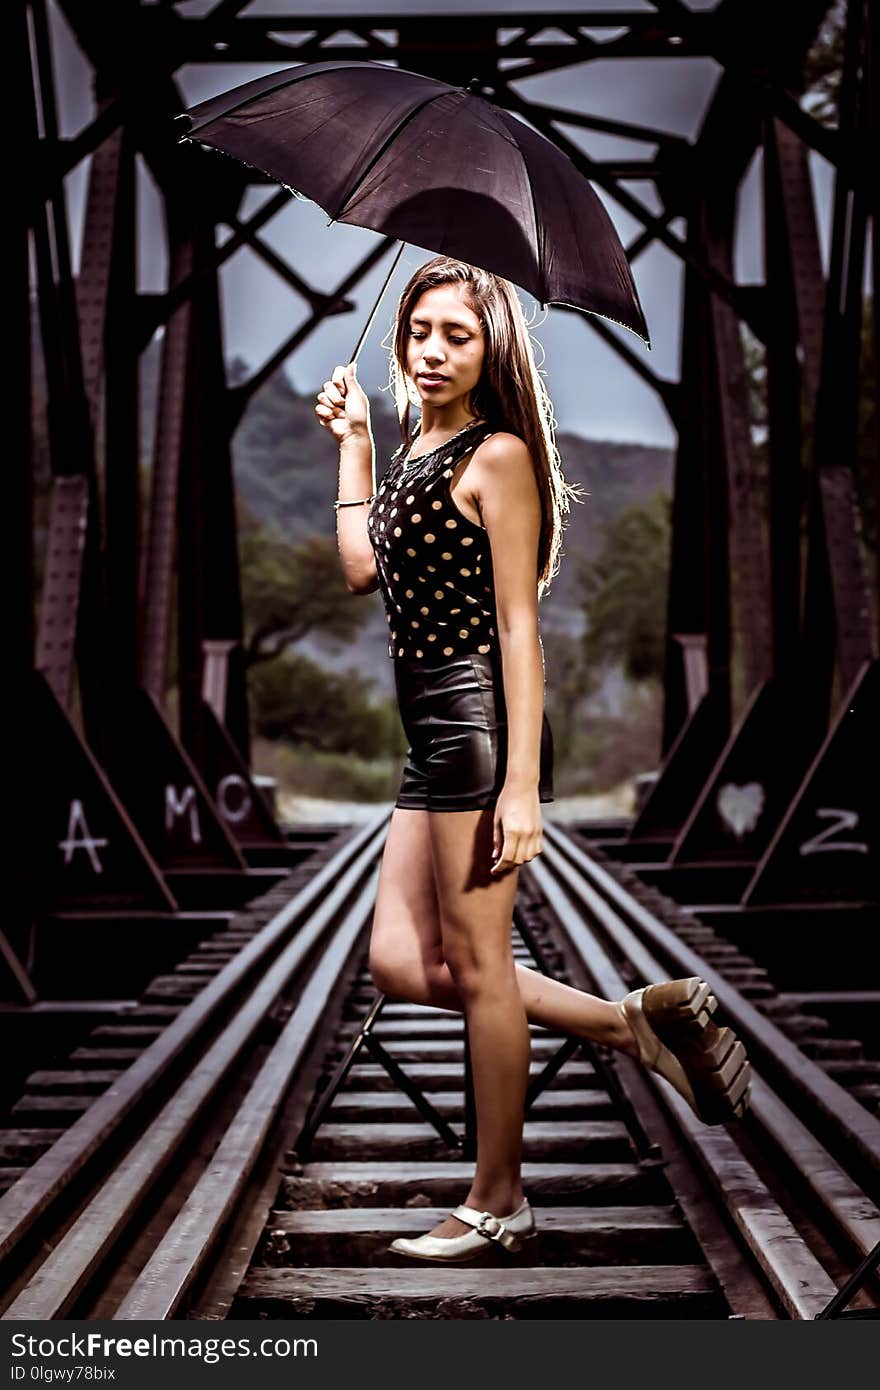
[350,241,407,364]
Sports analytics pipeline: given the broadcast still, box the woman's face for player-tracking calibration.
[404,283,486,411]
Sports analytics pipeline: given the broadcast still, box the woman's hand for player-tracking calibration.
[314,361,371,445]
[490,784,543,875]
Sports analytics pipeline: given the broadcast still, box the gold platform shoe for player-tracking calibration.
[618,976,752,1125]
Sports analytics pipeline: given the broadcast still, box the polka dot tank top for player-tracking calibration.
[367,419,498,661]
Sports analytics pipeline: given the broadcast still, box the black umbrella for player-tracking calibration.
[175,58,650,357]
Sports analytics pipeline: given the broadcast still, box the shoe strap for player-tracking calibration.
[620,989,656,1067]
[450,1204,521,1250]
[623,988,699,1114]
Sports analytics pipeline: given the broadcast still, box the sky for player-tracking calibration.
[49,0,840,448]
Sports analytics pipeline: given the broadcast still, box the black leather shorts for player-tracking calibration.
[393,650,555,812]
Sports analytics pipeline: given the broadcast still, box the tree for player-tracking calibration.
[247,649,404,758]
[802,1,845,125]
[238,522,363,667]
[577,494,671,683]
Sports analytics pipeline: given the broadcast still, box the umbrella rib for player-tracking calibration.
[336,91,447,217]
[516,142,545,295]
[182,60,357,137]
[492,105,545,297]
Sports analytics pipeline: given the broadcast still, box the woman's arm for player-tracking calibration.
[470,432,546,872]
[336,430,380,594]
[315,362,379,594]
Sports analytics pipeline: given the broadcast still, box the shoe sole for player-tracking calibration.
[642,977,752,1126]
[387,1230,538,1264]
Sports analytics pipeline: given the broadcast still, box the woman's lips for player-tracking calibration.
[419,375,449,388]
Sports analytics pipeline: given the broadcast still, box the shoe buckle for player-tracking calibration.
[476,1212,503,1240]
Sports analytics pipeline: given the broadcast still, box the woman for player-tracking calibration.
[314,256,751,1264]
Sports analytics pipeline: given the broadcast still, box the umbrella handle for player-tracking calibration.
[349,241,408,364]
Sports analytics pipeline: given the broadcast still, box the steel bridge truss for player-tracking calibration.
[14,0,878,1000]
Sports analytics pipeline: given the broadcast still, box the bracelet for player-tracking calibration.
[333,495,375,509]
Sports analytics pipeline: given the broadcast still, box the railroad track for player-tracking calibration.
[568,834,880,1119]
[0,812,877,1320]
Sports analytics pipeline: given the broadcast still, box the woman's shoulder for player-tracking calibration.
[468,431,540,519]
[472,429,533,473]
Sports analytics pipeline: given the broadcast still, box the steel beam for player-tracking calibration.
[803,0,876,705]
[24,1,875,928]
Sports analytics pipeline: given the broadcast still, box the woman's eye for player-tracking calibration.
[409,331,469,346]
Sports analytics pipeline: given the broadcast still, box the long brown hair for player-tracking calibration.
[385,256,583,598]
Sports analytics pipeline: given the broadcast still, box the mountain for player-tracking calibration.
[32,312,672,696]
[223,358,673,611]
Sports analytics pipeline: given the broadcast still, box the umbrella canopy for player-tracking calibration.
[176,59,650,347]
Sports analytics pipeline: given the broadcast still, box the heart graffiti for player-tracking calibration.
[717,782,766,842]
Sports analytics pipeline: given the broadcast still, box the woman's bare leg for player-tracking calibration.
[369,808,636,1056]
[369,807,640,1238]
[423,805,530,1235]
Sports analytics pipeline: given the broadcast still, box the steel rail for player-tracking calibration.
[543,821,880,1176]
[2,821,388,1319]
[113,868,380,1319]
[0,810,388,1277]
[4,812,874,1320]
[528,853,842,1319]
[532,826,880,1315]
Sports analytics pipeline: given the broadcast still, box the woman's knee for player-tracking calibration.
[442,928,501,1000]
[369,942,440,1001]
[368,943,406,997]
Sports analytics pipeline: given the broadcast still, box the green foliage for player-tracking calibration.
[577,494,671,684]
[539,628,592,763]
[541,629,663,796]
[545,439,672,608]
[230,362,403,547]
[252,737,405,804]
[30,300,681,803]
[802,1,845,125]
[247,649,407,760]
[224,364,673,796]
[238,524,361,665]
